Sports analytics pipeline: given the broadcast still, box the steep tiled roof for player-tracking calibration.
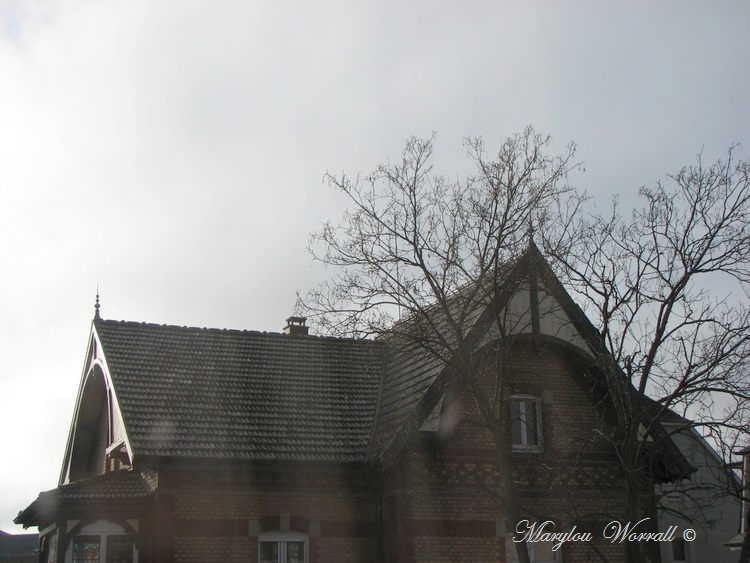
[95,320,385,462]
[15,471,151,527]
[371,335,448,456]
[44,471,151,501]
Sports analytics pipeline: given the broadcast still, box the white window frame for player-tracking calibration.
[258,531,308,563]
[510,395,543,452]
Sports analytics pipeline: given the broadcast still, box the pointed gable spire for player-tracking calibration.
[524,220,544,262]
[94,288,100,320]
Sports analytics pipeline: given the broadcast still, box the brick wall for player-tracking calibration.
[155,462,381,562]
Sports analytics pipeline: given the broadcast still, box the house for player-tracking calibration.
[655,425,741,562]
[725,446,750,554]
[16,244,698,562]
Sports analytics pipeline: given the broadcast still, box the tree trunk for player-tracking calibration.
[468,377,532,563]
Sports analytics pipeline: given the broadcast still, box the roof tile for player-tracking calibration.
[95,320,386,463]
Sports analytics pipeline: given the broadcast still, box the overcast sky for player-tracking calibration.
[1,1,748,533]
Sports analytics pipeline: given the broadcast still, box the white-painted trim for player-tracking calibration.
[60,326,136,485]
[92,329,136,466]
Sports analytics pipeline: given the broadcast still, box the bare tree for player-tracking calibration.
[301,128,581,563]
[302,129,750,562]
[542,146,750,563]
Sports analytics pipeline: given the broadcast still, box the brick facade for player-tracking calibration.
[380,339,634,562]
[148,462,381,562]
[130,339,637,562]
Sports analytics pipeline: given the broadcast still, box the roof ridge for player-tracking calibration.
[95,318,383,345]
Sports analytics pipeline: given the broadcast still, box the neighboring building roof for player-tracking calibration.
[0,531,38,560]
[15,471,151,528]
[725,532,745,548]
[96,320,386,463]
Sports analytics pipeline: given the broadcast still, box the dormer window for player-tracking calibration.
[511,395,542,452]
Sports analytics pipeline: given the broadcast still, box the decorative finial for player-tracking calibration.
[94,286,100,320]
[527,220,535,242]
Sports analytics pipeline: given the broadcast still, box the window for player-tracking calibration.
[529,541,562,562]
[259,532,308,563]
[672,538,688,562]
[505,539,561,562]
[511,395,542,451]
[73,536,100,563]
[71,534,133,563]
[106,536,135,563]
[41,531,57,563]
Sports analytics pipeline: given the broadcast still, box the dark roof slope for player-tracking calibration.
[14,471,151,528]
[95,320,385,463]
[371,336,448,456]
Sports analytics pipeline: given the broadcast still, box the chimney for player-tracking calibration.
[283,316,309,336]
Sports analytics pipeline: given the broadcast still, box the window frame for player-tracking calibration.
[66,520,137,563]
[258,531,308,563]
[510,394,543,452]
[71,534,134,563]
[529,540,562,562]
[505,538,562,562]
[105,535,135,563]
[72,535,100,563]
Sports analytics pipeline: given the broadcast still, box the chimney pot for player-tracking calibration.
[283,316,309,335]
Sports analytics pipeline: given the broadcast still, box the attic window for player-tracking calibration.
[511,395,542,452]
